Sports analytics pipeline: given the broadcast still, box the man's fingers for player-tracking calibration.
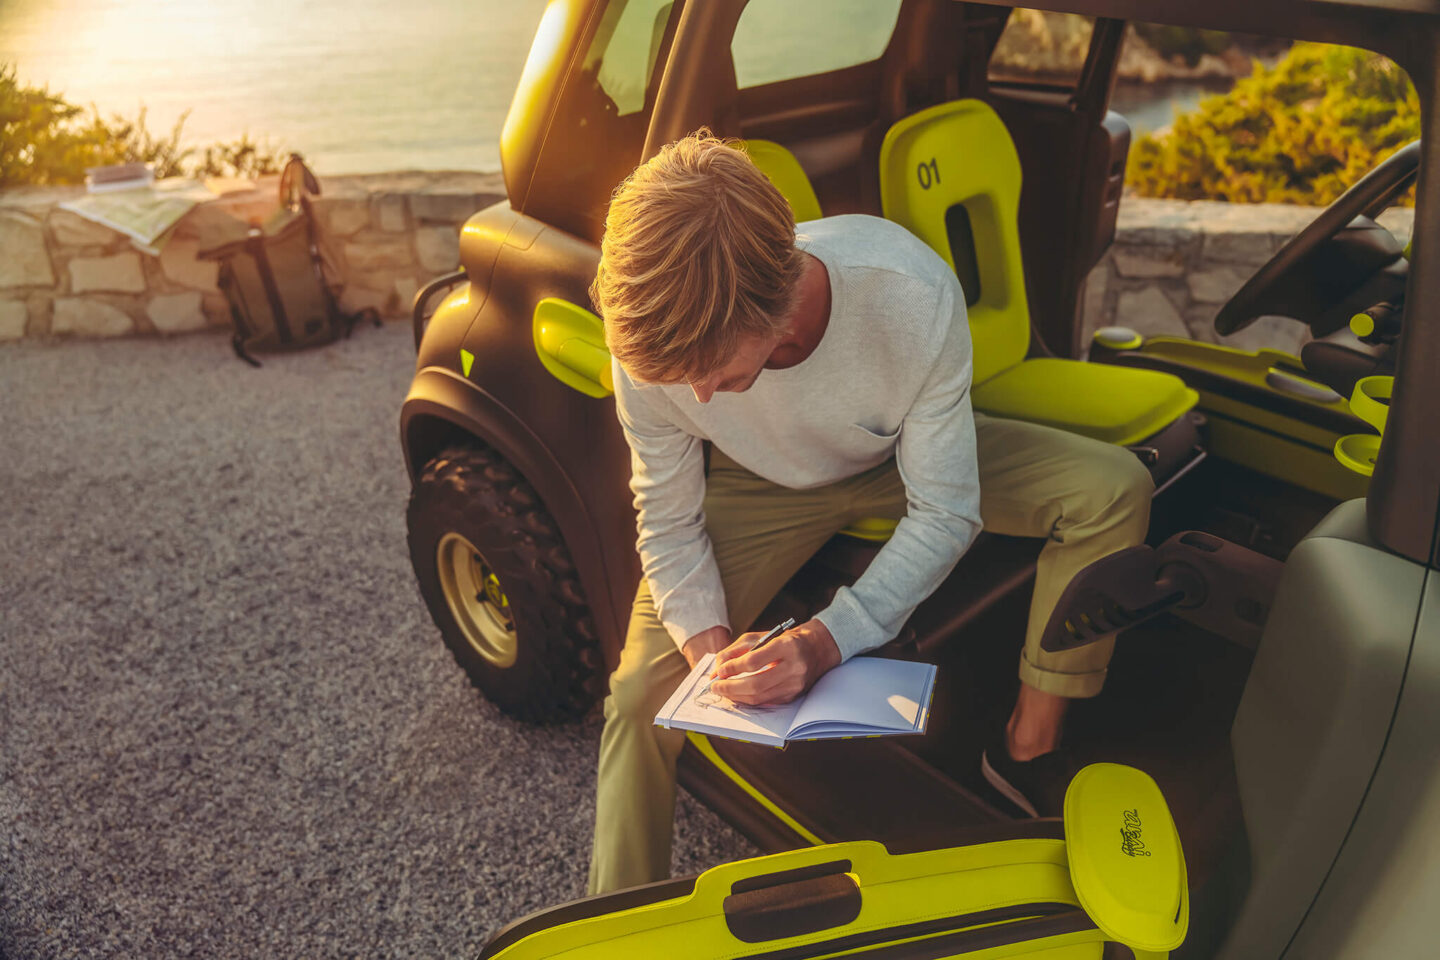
[710,661,777,697]
[711,664,790,704]
[714,644,780,679]
[711,633,758,670]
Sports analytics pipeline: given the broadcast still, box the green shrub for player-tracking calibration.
[1,63,288,189]
[1127,43,1420,205]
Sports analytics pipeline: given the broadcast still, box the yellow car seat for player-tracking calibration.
[742,126,1197,543]
[877,99,1197,444]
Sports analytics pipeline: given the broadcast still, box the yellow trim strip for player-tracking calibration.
[686,732,825,846]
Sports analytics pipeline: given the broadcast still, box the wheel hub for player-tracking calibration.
[437,532,518,668]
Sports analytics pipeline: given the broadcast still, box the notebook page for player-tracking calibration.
[656,654,803,745]
[788,657,936,738]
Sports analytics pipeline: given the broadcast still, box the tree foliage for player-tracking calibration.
[1127,43,1420,205]
[1,63,288,189]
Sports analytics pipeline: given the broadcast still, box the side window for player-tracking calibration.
[590,0,675,116]
[525,0,680,241]
[731,0,903,90]
[987,8,1096,88]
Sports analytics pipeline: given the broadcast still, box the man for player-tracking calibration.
[586,130,1153,895]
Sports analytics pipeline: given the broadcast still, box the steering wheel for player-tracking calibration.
[1215,140,1422,335]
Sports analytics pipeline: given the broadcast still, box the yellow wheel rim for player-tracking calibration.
[437,532,518,668]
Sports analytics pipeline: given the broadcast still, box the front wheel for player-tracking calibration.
[407,444,602,723]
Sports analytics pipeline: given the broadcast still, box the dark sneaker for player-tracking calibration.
[980,729,1070,818]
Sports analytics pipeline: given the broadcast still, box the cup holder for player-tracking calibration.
[1334,434,1382,477]
[1349,375,1391,432]
[1334,375,1392,477]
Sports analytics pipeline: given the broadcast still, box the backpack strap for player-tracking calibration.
[245,227,295,345]
[217,259,263,367]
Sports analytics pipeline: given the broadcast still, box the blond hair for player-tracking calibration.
[590,129,805,384]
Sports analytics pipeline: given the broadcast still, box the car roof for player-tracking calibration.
[977,0,1436,64]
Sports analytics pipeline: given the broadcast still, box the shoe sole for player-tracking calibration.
[981,750,1040,818]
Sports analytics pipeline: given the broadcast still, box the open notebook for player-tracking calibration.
[654,653,937,748]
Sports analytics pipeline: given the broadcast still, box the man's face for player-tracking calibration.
[683,332,778,404]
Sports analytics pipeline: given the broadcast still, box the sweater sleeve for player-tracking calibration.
[812,290,982,660]
[613,362,731,650]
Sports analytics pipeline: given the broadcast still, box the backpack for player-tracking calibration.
[198,153,380,366]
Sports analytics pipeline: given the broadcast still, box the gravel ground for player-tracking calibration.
[0,324,755,959]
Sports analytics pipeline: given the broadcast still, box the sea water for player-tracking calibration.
[0,0,547,176]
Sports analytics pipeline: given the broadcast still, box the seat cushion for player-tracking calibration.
[972,358,1199,446]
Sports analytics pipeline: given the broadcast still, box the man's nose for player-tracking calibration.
[690,380,715,404]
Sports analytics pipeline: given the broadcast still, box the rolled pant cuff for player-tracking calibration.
[1018,656,1107,699]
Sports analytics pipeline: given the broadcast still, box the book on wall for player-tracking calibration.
[654,652,937,748]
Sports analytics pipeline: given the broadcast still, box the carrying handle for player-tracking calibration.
[723,859,861,943]
[690,840,897,944]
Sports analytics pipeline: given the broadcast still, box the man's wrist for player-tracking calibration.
[799,619,841,681]
[682,625,731,666]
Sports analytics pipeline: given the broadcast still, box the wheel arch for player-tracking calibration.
[401,366,624,666]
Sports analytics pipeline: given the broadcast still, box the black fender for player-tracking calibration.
[400,366,625,667]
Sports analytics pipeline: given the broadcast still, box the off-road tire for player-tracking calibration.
[407,443,603,724]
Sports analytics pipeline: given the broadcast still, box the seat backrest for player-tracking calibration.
[740,139,824,224]
[879,99,1030,386]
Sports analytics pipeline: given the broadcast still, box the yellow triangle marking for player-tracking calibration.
[460,348,474,378]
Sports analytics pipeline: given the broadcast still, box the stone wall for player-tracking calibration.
[1082,198,1414,357]
[0,176,1414,352]
[0,171,505,341]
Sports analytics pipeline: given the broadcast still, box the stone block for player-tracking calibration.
[1186,264,1252,304]
[1216,314,1311,357]
[0,211,56,288]
[340,284,393,318]
[370,193,408,232]
[1112,246,1187,278]
[416,226,460,273]
[53,297,134,337]
[69,252,146,294]
[394,275,419,312]
[148,291,208,333]
[1376,207,1414,248]
[344,236,415,273]
[1079,262,1111,345]
[25,293,53,336]
[202,292,232,327]
[1182,305,1222,344]
[312,197,371,237]
[0,300,26,340]
[1200,231,1275,265]
[49,209,122,246]
[1114,285,1189,340]
[1112,224,1193,248]
[410,193,485,223]
[158,236,220,292]
[353,267,400,294]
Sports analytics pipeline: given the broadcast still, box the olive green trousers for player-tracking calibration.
[587,412,1154,895]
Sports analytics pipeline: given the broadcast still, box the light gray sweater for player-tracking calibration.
[612,214,982,662]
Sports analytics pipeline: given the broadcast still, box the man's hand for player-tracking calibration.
[681,625,732,669]
[709,619,841,706]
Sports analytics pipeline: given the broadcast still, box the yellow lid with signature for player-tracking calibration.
[1064,763,1189,953]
